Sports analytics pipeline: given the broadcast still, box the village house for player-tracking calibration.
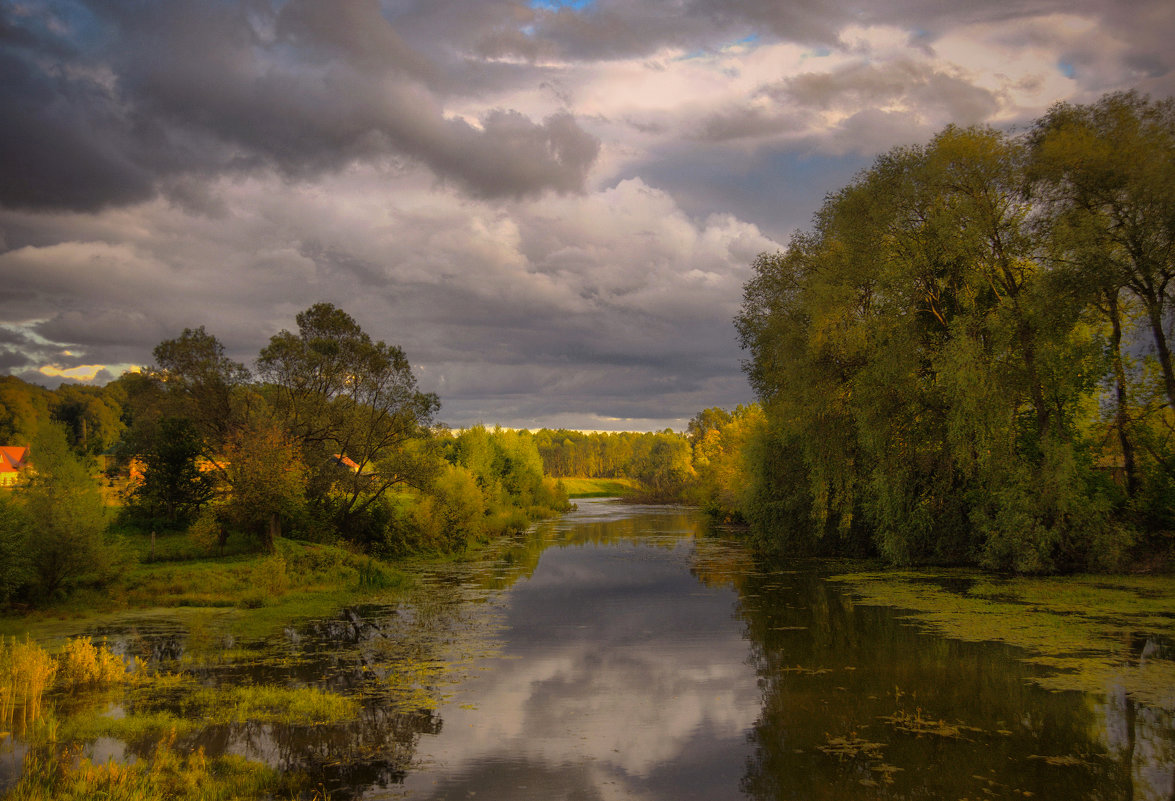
[0,446,29,487]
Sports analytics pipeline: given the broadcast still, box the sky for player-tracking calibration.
[2,0,1173,431]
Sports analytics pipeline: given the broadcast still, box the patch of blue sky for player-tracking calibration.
[12,0,101,47]
[1058,60,1076,78]
[676,34,762,62]
[529,0,596,10]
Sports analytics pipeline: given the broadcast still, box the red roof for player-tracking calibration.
[0,446,28,473]
[333,453,361,471]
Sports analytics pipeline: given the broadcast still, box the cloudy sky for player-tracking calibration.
[2,0,1173,430]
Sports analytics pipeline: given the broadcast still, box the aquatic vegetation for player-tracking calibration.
[879,708,985,740]
[831,570,1175,708]
[185,684,359,726]
[58,707,192,745]
[6,733,319,801]
[817,732,886,762]
[0,637,56,725]
[56,637,128,689]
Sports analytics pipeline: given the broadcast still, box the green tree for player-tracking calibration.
[0,376,52,446]
[51,384,125,456]
[221,419,307,553]
[629,432,695,500]
[1029,93,1175,406]
[0,495,31,604]
[21,425,116,599]
[126,417,215,526]
[256,303,439,530]
[736,121,1127,571]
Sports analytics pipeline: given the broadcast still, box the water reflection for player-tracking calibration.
[7,499,1172,801]
[401,506,761,800]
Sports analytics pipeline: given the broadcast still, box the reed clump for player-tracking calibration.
[56,637,127,689]
[0,636,57,726]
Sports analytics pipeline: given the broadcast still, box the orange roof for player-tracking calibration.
[333,453,361,471]
[0,446,28,473]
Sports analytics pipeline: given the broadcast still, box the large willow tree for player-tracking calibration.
[736,111,1162,572]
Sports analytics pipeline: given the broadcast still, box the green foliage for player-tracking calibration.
[687,405,761,520]
[123,416,214,527]
[220,418,307,552]
[49,384,125,456]
[21,425,123,599]
[628,431,695,500]
[0,376,52,446]
[257,302,440,533]
[148,326,250,449]
[0,495,31,604]
[733,96,1171,572]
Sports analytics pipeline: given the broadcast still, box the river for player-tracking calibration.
[4,498,1174,799]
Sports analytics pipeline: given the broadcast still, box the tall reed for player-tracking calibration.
[0,637,57,726]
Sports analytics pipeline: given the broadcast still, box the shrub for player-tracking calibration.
[56,637,126,689]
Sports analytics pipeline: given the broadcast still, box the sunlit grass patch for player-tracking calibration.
[184,684,359,727]
[7,733,314,801]
[560,477,641,498]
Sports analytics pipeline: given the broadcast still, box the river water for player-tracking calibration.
[392,499,1174,801]
[4,499,1174,799]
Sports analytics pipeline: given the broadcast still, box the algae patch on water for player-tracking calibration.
[830,570,1175,709]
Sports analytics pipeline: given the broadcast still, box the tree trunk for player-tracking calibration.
[1016,319,1052,439]
[1146,302,1175,411]
[1107,291,1138,495]
[264,512,280,554]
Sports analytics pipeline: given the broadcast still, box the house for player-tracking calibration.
[127,455,226,485]
[332,453,363,472]
[0,446,29,487]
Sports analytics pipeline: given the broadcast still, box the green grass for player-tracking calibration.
[0,539,414,645]
[560,477,641,498]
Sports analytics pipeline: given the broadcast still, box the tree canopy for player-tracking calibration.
[733,93,1174,572]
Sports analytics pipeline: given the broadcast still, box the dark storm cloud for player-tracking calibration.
[0,0,599,212]
[1,0,1171,429]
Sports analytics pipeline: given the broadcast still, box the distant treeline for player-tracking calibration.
[533,429,694,499]
[694,91,1175,573]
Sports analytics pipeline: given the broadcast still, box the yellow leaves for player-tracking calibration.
[57,637,126,690]
[0,637,56,725]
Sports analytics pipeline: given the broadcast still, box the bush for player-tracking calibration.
[56,637,126,689]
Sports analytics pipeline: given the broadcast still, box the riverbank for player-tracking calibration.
[0,536,410,643]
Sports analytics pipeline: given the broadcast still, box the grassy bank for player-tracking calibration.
[0,535,410,644]
[560,477,641,498]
